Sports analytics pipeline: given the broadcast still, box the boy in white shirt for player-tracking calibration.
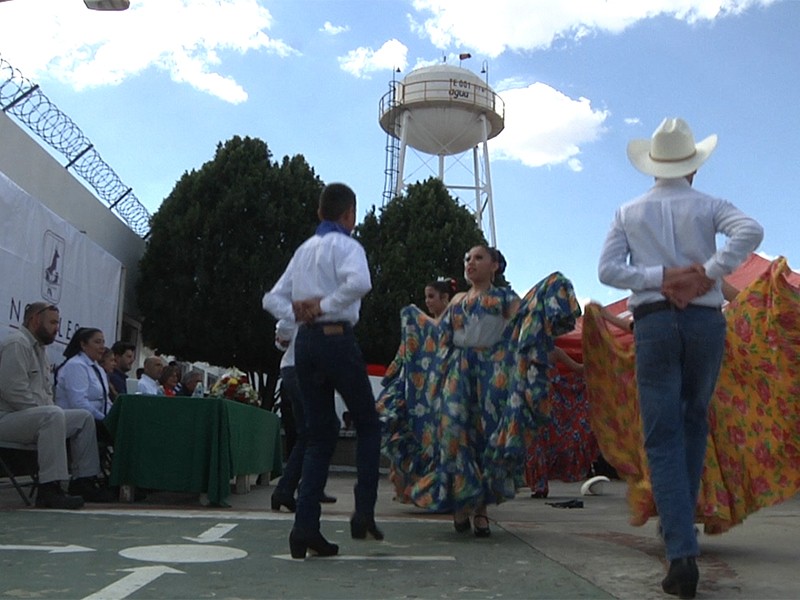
[263,183,382,559]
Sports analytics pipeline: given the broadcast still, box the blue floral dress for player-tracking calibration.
[378,271,581,512]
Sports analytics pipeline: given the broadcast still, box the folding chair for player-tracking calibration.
[0,441,39,506]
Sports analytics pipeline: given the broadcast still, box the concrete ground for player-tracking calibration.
[1,470,798,600]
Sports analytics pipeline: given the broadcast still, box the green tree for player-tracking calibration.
[355,178,486,365]
[136,136,323,403]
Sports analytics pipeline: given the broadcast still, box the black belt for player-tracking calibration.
[632,301,720,321]
[632,300,674,320]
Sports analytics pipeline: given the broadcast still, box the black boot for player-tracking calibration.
[35,481,84,510]
[270,491,296,512]
[662,557,699,599]
[350,513,384,540]
[288,529,339,559]
[68,477,117,503]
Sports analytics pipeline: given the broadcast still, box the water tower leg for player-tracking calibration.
[480,116,497,247]
[482,143,497,247]
[438,155,445,181]
[472,146,483,234]
[395,110,411,198]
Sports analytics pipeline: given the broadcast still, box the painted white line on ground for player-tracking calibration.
[77,509,442,524]
[82,565,184,600]
[119,544,247,563]
[0,544,94,553]
[273,554,456,561]
[182,522,237,543]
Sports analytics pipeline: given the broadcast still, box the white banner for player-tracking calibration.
[0,170,123,368]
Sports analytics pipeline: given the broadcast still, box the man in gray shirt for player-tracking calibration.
[0,302,107,508]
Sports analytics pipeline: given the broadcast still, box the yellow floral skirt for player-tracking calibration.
[582,257,800,534]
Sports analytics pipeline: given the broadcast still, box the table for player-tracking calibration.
[105,395,283,506]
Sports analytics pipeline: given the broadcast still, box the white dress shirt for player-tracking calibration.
[275,319,297,369]
[262,231,372,326]
[136,374,161,395]
[598,177,764,309]
[55,351,112,420]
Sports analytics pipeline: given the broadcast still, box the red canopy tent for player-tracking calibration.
[555,254,800,363]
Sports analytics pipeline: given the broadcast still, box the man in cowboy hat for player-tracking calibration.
[598,118,763,599]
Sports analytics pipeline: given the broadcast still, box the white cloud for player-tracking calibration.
[320,21,349,35]
[338,39,408,78]
[411,0,777,57]
[490,82,609,170]
[0,0,297,104]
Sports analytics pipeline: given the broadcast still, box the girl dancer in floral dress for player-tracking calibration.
[379,244,581,536]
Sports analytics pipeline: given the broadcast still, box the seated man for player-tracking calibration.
[109,340,136,398]
[136,357,164,395]
[176,370,204,396]
[0,302,112,508]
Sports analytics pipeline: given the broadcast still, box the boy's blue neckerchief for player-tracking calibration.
[316,220,351,237]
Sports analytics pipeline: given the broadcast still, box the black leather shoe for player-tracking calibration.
[662,557,699,599]
[473,514,491,538]
[320,491,337,503]
[68,477,117,503]
[35,482,84,510]
[289,529,339,559]
[350,513,384,540]
[271,491,296,512]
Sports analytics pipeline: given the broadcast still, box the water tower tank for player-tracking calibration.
[379,64,504,155]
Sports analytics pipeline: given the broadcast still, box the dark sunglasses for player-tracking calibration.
[25,303,58,315]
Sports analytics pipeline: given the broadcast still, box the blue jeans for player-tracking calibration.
[293,322,380,536]
[274,367,304,498]
[634,305,726,561]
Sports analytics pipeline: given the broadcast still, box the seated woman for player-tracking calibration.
[55,328,113,422]
[54,327,116,501]
[159,365,180,397]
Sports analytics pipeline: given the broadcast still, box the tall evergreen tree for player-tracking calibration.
[136,136,323,402]
[355,178,486,365]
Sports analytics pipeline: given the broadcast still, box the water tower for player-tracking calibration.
[379,63,505,245]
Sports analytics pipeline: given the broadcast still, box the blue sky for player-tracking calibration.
[1,0,797,306]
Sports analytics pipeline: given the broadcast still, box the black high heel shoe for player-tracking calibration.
[288,530,339,559]
[350,513,385,540]
[271,492,296,512]
[473,514,491,538]
[661,557,698,599]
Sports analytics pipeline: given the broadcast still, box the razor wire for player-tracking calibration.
[0,54,152,238]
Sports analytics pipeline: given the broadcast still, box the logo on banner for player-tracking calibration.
[42,230,65,303]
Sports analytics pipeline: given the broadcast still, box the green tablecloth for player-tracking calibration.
[105,395,282,506]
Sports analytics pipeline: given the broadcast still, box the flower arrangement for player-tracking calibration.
[209,367,260,406]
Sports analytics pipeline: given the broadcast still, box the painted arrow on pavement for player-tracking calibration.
[82,565,184,600]
[0,544,95,553]
[182,522,237,543]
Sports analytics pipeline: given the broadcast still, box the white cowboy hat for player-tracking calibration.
[627,117,718,178]
[580,475,611,496]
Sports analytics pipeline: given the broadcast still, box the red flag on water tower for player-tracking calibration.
[459,53,472,60]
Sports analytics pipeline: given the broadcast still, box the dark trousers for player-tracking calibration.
[274,366,304,497]
[293,322,380,535]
